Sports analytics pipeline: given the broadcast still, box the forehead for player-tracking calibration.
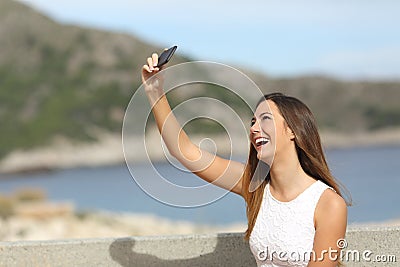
[254,100,279,117]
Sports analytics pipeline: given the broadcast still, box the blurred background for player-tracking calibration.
[0,0,399,241]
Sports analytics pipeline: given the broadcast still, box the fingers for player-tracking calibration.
[145,53,160,73]
[147,57,153,71]
[152,53,158,68]
[143,64,151,73]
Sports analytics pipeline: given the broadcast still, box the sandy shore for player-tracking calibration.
[0,128,399,174]
[0,202,247,242]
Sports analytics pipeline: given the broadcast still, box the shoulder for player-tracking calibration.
[314,187,347,229]
[318,187,347,211]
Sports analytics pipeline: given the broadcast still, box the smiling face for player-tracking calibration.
[250,100,295,164]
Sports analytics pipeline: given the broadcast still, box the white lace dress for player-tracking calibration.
[249,180,333,267]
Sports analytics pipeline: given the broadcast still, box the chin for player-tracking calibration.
[256,152,274,165]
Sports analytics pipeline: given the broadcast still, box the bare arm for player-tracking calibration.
[308,189,347,266]
[141,53,245,196]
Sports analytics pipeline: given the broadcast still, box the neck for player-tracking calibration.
[269,146,315,196]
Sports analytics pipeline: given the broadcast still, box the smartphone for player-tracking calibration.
[156,46,177,67]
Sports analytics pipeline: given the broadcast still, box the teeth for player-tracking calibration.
[256,137,270,145]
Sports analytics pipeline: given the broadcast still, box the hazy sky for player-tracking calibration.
[18,0,400,80]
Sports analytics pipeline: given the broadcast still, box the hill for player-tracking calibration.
[0,0,190,159]
[0,0,399,169]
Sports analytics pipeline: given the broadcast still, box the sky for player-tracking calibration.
[18,0,400,81]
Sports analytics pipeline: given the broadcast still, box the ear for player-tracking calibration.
[286,126,296,140]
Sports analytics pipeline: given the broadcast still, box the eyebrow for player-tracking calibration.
[253,112,273,118]
[252,112,273,119]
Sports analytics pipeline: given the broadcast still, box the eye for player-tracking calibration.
[262,115,271,120]
[250,118,256,126]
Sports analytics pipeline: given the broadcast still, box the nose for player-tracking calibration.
[250,119,260,133]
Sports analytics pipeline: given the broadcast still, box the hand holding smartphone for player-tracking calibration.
[141,45,177,92]
[156,46,177,68]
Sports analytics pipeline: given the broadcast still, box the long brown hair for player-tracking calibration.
[242,92,351,240]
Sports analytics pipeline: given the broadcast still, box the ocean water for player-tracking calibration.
[0,146,399,225]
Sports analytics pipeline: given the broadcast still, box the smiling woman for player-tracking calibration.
[141,52,351,266]
[243,93,350,266]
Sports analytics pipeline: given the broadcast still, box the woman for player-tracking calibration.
[142,53,349,267]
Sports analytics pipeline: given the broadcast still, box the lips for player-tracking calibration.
[255,137,270,147]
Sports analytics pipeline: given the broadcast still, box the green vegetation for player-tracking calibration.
[364,106,400,130]
[256,77,400,132]
[0,62,138,157]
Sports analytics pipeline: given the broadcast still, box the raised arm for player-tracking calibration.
[142,53,245,197]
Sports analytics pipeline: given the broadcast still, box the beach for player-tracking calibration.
[0,201,246,242]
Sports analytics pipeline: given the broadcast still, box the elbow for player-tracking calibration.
[169,143,197,164]
[168,145,187,161]
[168,147,181,160]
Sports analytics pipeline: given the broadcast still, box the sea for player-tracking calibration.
[0,146,399,225]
